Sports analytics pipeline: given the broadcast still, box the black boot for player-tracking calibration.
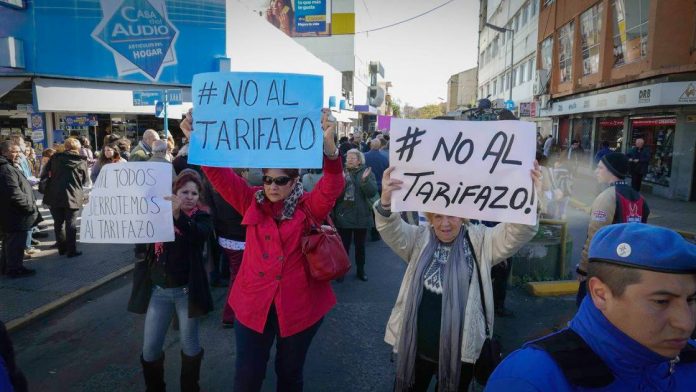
[181,349,203,392]
[140,354,166,392]
[357,265,368,282]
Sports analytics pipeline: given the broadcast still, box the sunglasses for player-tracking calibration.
[262,175,294,186]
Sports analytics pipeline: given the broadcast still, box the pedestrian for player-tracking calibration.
[486,224,696,391]
[364,138,389,193]
[380,135,390,161]
[130,129,161,162]
[376,163,541,391]
[576,152,649,306]
[543,135,554,158]
[565,140,583,176]
[0,141,40,278]
[189,109,345,391]
[25,147,38,178]
[78,136,96,187]
[148,140,176,179]
[42,137,88,257]
[0,321,28,392]
[128,169,213,392]
[90,143,125,184]
[547,153,573,220]
[300,168,323,192]
[116,138,132,161]
[593,140,612,167]
[627,138,651,191]
[38,148,55,179]
[333,149,377,281]
[8,135,32,179]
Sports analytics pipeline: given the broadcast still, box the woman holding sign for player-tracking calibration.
[128,169,214,392]
[183,109,344,391]
[376,164,542,391]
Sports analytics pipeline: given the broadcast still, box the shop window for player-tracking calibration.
[630,117,675,186]
[572,118,593,154]
[558,21,574,83]
[596,118,625,153]
[612,0,649,67]
[580,3,603,76]
[540,36,553,71]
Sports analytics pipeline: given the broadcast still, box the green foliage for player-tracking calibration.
[413,104,444,119]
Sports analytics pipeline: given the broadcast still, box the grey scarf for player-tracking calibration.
[395,228,473,392]
[254,181,304,220]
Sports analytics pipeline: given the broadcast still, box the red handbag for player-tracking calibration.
[300,205,351,281]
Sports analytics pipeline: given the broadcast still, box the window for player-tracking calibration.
[512,67,519,87]
[540,36,553,70]
[558,21,574,83]
[581,3,603,75]
[492,79,497,95]
[527,58,535,80]
[479,87,484,98]
[486,83,490,97]
[521,3,529,27]
[629,117,676,186]
[520,62,527,83]
[499,75,505,92]
[531,0,537,16]
[612,0,649,67]
[505,72,511,90]
[544,0,555,6]
[492,36,499,57]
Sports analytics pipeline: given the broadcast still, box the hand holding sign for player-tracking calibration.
[164,195,181,219]
[380,167,403,207]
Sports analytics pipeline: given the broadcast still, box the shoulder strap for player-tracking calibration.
[530,329,614,388]
[465,231,490,338]
[300,203,337,229]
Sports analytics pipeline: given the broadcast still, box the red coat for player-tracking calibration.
[202,156,344,337]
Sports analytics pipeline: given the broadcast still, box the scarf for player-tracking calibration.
[154,206,200,263]
[394,228,473,392]
[139,140,152,154]
[254,180,304,221]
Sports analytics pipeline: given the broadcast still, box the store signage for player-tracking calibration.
[64,115,98,127]
[132,89,182,106]
[540,81,696,117]
[519,102,536,117]
[631,118,677,127]
[30,112,46,145]
[599,119,623,127]
[92,0,179,81]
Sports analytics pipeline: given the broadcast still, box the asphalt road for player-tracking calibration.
[11,226,582,392]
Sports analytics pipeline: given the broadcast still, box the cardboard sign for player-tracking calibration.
[80,162,175,243]
[187,72,323,168]
[389,119,538,225]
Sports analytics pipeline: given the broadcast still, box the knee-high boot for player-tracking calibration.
[180,349,203,392]
[140,353,166,392]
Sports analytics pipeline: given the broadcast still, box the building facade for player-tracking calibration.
[447,67,478,112]
[477,0,552,134]
[536,0,696,201]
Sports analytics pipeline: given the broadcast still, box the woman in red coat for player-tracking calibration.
[182,110,344,391]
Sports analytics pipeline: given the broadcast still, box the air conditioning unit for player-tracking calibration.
[539,94,550,109]
[533,69,550,96]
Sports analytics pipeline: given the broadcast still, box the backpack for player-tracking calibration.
[613,188,647,224]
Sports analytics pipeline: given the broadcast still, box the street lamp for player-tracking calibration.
[485,22,515,103]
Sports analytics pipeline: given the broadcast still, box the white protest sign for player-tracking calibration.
[80,162,175,244]
[390,118,538,225]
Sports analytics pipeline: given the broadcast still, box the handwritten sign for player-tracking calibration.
[390,119,537,225]
[79,162,175,244]
[187,72,323,168]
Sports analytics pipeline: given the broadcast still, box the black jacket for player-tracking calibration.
[0,321,27,392]
[42,152,88,209]
[0,156,40,232]
[127,210,214,318]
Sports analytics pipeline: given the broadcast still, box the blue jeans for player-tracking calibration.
[234,305,322,392]
[142,286,201,362]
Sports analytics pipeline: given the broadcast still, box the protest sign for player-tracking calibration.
[187,72,324,168]
[389,118,538,225]
[80,162,175,244]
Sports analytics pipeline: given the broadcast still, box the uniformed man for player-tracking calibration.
[486,223,696,391]
[577,152,649,305]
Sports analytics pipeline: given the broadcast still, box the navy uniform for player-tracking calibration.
[486,224,696,391]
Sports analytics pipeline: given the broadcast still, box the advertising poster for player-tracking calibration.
[256,0,332,37]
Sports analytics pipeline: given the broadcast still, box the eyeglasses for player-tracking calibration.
[262,175,293,186]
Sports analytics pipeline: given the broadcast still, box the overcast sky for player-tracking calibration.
[359,0,479,108]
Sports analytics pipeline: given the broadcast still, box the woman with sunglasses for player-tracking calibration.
[182,109,344,391]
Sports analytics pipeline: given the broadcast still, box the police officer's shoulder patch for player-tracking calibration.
[592,210,608,222]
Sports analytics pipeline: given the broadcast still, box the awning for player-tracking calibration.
[334,110,359,123]
[0,76,28,99]
[33,78,192,117]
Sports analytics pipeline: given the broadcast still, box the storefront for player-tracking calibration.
[540,80,696,200]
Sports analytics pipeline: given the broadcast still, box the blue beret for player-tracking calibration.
[589,223,696,273]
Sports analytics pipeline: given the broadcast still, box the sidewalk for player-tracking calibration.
[570,170,696,234]
[1,203,134,331]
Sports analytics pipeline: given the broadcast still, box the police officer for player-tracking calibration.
[485,223,696,391]
[576,152,649,306]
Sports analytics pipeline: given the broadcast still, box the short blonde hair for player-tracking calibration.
[64,137,81,152]
[346,148,365,165]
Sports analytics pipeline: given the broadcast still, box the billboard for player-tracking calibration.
[253,0,332,37]
[0,0,225,84]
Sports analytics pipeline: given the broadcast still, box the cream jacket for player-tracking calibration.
[375,208,538,363]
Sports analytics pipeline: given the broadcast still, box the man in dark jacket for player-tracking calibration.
[0,141,39,278]
[364,139,389,193]
[43,138,88,257]
[627,138,651,191]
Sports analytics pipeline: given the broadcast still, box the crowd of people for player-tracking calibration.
[1,106,695,392]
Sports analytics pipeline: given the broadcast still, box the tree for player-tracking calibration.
[415,104,445,119]
[402,104,417,119]
[390,102,401,118]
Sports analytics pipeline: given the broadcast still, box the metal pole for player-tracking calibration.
[509,29,514,102]
[164,89,169,140]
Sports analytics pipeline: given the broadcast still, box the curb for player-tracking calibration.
[6,263,134,333]
[526,280,579,297]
